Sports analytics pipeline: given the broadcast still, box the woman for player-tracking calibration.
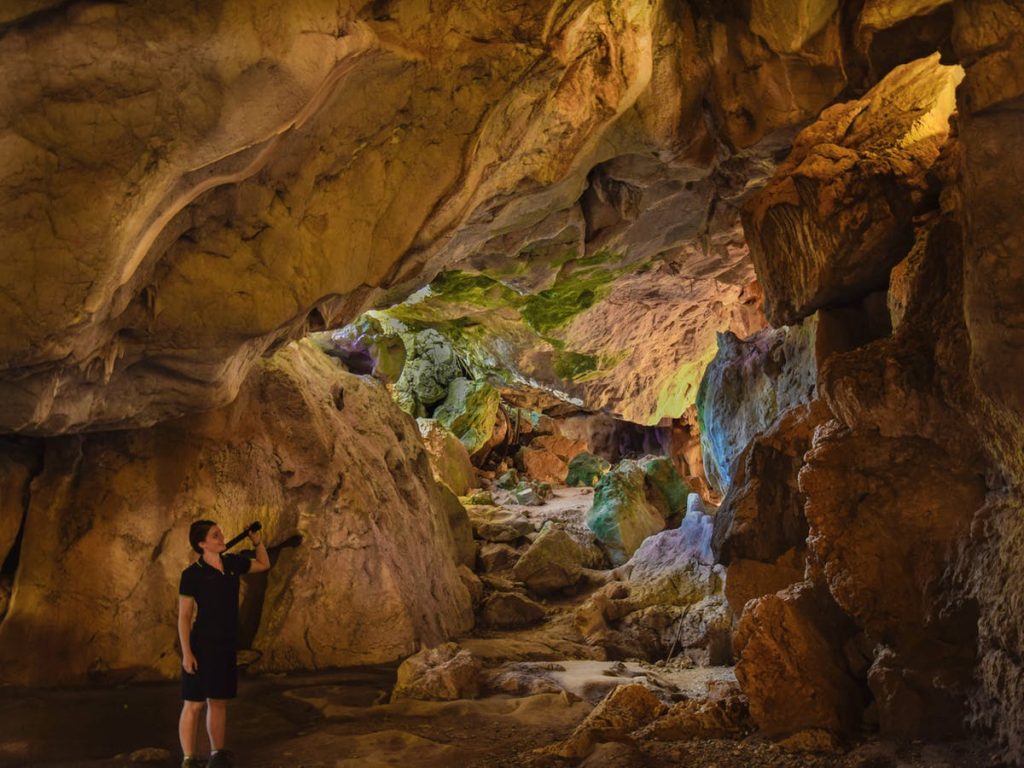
[178,519,271,768]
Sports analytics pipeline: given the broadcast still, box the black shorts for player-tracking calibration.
[182,637,238,701]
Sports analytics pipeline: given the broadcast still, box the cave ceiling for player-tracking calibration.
[0,0,962,433]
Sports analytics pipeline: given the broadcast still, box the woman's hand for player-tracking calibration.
[248,529,262,546]
[182,652,198,674]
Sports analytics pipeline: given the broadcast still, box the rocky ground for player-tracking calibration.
[0,486,1005,768]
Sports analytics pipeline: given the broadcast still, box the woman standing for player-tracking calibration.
[177,519,271,768]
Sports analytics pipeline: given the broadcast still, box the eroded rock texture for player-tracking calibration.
[949,0,1024,758]
[0,342,473,684]
[726,34,1022,745]
[696,320,818,495]
[743,54,962,326]
[0,0,857,434]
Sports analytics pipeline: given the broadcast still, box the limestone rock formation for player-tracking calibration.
[0,342,473,684]
[743,54,963,326]
[0,441,38,569]
[585,458,675,567]
[390,643,482,702]
[394,329,463,417]
[566,452,610,488]
[417,418,477,496]
[696,321,818,494]
[518,433,587,485]
[576,519,731,664]
[536,682,666,760]
[478,591,546,630]
[434,379,502,458]
[0,0,854,434]
[317,315,406,382]
[734,582,865,738]
[643,695,750,741]
[950,5,1024,758]
[465,505,534,544]
[511,522,583,596]
[712,401,830,614]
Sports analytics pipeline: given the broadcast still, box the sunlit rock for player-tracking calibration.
[417,418,477,497]
[434,379,502,458]
[744,54,963,326]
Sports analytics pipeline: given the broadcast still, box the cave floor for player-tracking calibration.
[0,486,1004,768]
[0,665,1002,768]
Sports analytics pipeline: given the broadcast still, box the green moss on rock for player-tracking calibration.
[566,452,610,487]
[586,459,667,566]
[639,456,691,525]
[434,378,501,456]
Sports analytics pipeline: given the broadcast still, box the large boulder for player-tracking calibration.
[536,682,666,760]
[0,342,474,684]
[696,320,818,495]
[390,643,482,702]
[566,452,610,487]
[395,329,463,416]
[585,456,692,565]
[511,522,583,596]
[433,378,502,458]
[518,433,588,485]
[417,418,477,496]
[734,582,865,739]
[478,591,546,630]
[585,460,664,567]
[743,54,963,325]
[464,505,533,543]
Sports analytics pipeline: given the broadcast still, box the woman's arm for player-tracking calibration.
[178,596,197,672]
[248,530,272,574]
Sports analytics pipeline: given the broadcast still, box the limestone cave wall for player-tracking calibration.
[0,341,473,685]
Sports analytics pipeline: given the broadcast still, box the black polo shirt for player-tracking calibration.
[178,554,252,642]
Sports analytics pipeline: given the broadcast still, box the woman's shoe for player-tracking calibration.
[208,750,235,768]
[181,758,206,768]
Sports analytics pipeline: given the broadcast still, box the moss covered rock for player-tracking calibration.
[511,479,552,506]
[567,452,610,487]
[395,329,463,415]
[586,459,667,566]
[434,378,501,456]
[639,456,691,525]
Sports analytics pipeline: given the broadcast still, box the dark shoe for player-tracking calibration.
[182,759,206,768]
[208,750,235,768]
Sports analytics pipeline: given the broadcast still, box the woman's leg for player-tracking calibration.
[206,698,227,751]
[178,701,205,755]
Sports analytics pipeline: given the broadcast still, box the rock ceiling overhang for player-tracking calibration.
[0,0,960,434]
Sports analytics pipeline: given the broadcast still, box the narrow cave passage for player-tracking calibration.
[0,2,1021,768]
